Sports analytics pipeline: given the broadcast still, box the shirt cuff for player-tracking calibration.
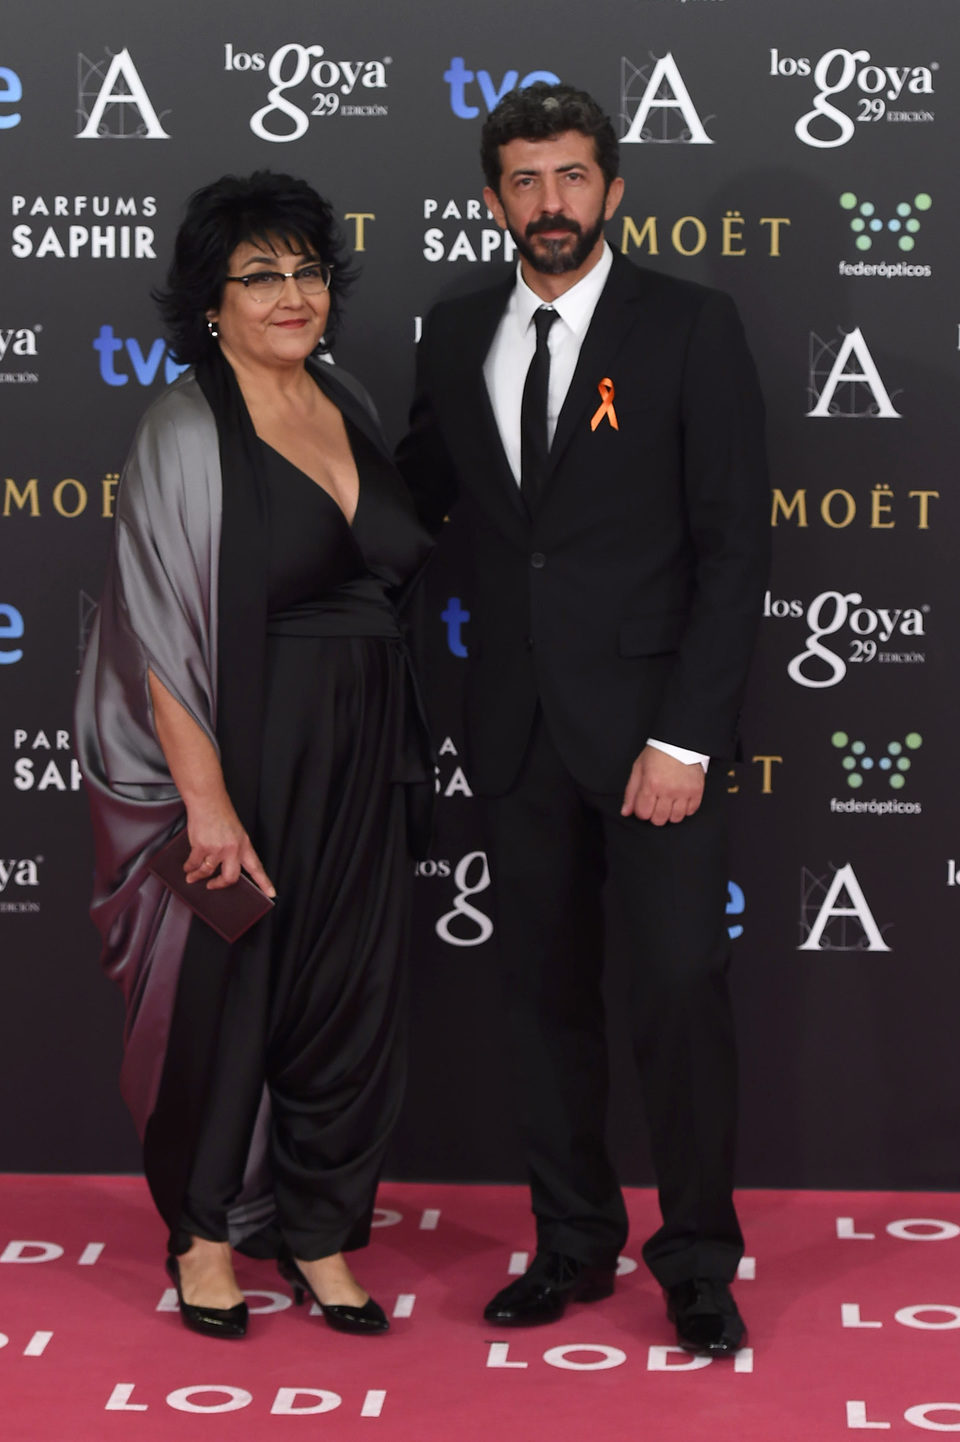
[646,738,710,773]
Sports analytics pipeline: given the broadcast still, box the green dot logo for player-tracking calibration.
[832,730,923,792]
[838,192,931,253]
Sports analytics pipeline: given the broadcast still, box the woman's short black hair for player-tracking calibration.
[153,170,355,366]
[480,82,620,194]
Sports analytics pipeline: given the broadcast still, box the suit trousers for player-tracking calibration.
[486,714,744,1287]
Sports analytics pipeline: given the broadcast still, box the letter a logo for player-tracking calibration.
[76,49,170,139]
[798,863,891,952]
[621,53,713,145]
[806,327,901,419]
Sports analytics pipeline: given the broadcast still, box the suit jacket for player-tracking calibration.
[397,252,770,797]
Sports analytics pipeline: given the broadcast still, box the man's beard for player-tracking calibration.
[510,207,606,275]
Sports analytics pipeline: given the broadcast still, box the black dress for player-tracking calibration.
[180,418,433,1261]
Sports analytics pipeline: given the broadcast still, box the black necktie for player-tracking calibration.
[520,306,558,510]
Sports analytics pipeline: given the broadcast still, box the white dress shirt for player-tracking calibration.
[482,243,708,772]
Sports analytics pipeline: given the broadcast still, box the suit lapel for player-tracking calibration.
[545,256,646,485]
[450,275,529,524]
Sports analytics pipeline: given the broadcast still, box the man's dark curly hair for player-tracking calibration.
[480,82,620,194]
[153,171,355,366]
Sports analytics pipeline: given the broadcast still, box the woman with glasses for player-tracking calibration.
[76,171,433,1340]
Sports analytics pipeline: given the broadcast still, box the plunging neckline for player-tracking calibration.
[259,436,360,531]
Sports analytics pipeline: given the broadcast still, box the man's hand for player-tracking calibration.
[620,745,705,826]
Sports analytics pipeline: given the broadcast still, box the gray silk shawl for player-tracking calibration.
[76,370,222,1138]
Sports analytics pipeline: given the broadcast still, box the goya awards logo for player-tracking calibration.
[838,191,932,278]
[415,851,493,947]
[0,324,39,383]
[0,854,42,915]
[764,589,928,689]
[830,730,923,816]
[620,53,713,144]
[224,43,391,140]
[769,47,936,149]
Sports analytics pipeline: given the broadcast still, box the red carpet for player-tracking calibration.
[3,1177,959,1440]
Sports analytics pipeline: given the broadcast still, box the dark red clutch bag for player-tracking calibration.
[147,829,274,943]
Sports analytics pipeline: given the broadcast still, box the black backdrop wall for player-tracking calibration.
[2,0,958,1192]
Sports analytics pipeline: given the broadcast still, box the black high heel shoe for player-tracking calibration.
[165,1255,248,1340]
[277,1256,389,1335]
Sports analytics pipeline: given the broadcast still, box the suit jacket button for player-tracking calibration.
[530,552,546,569]
[525,635,534,650]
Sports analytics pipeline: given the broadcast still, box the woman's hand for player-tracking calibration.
[146,670,276,897]
[183,799,275,896]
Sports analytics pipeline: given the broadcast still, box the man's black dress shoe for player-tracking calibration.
[665,1278,746,1356]
[165,1255,248,1340]
[483,1251,617,1326]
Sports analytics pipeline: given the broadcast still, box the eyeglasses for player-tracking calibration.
[224,262,333,303]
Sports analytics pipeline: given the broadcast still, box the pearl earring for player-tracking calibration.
[207,318,219,339]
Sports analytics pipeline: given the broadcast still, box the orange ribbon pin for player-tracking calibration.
[590,377,619,432]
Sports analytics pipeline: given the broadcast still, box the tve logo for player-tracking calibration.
[0,604,24,663]
[444,58,559,117]
[0,66,22,130]
[441,597,470,656]
[93,326,187,387]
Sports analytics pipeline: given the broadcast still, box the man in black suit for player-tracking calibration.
[397,83,769,1354]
